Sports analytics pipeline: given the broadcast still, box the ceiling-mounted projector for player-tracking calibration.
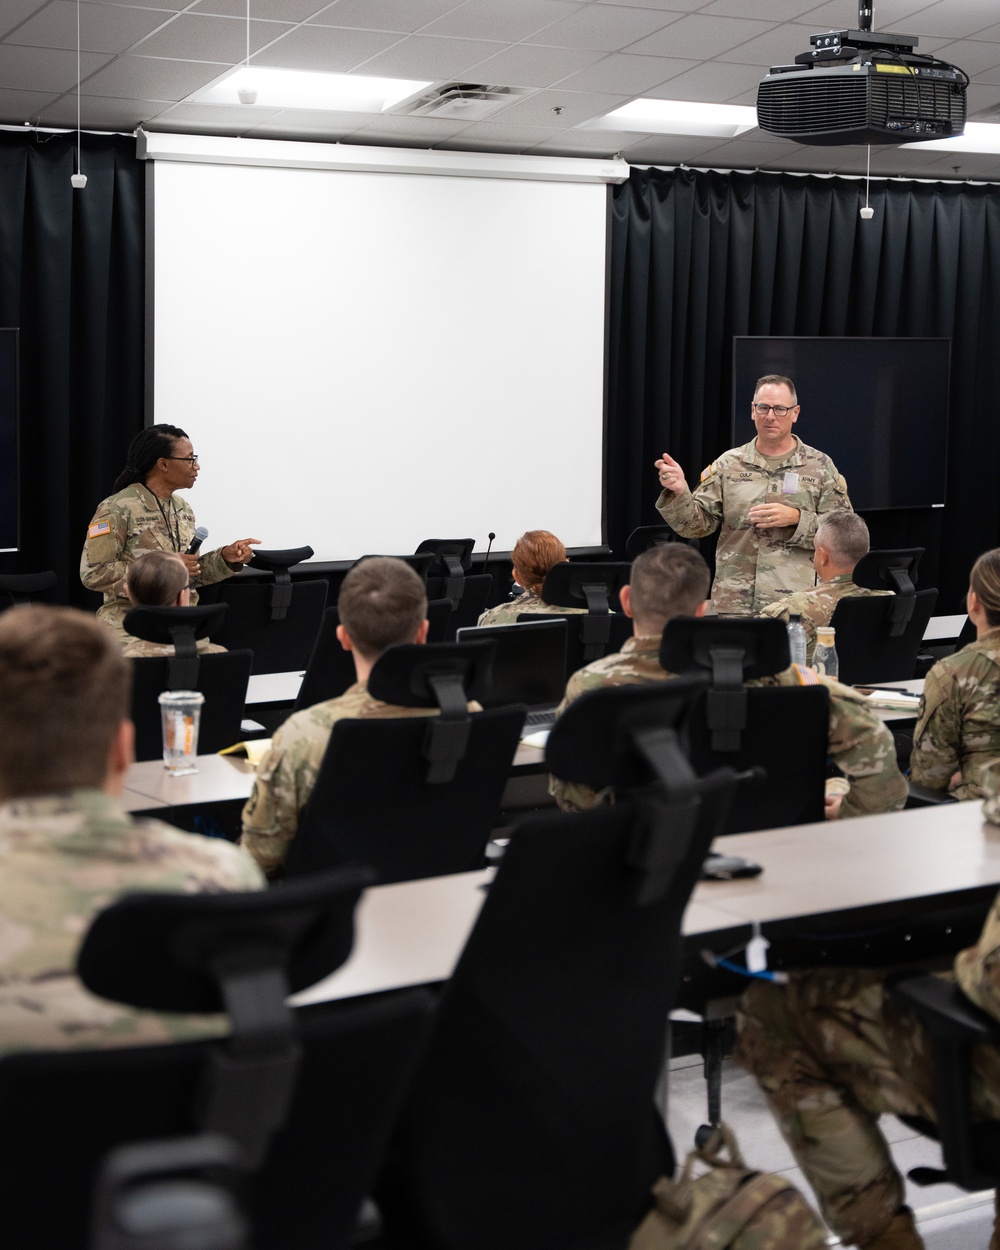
[756,1,967,146]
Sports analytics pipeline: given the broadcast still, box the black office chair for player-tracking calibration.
[888,971,1000,1194]
[0,869,434,1250]
[832,589,939,685]
[415,539,494,637]
[378,678,742,1250]
[0,569,57,611]
[661,616,830,833]
[625,525,698,558]
[292,600,453,716]
[284,640,526,884]
[214,547,328,674]
[521,560,631,672]
[124,604,253,759]
[355,553,433,583]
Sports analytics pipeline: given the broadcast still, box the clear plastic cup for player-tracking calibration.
[158,690,204,776]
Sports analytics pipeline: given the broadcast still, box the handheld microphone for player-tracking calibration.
[186,526,209,556]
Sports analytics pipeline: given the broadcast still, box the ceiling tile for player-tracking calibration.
[972,21,1000,42]
[694,134,802,165]
[598,0,709,10]
[446,118,559,141]
[347,33,505,78]
[82,53,227,99]
[463,41,603,86]
[499,86,629,124]
[700,0,824,17]
[884,1,1000,38]
[436,125,560,150]
[931,39,1000,76]
[793,0,935,31]
[421,0,583,43]
[192,0,328,18]
[620,132,727,161]
[554,51,692,92]
[306,0,465,32]
[716,22,818,65]
[253,24,402,71]
[0,85,61,121]
[130,13,284,61]
[529,125,643,153]
[152,99,285,124]
[39,91,163,126]
[626,14,780,58]
[533,4,683,52]
[0,43,109,92]
[646,58,764,100]
[0,0,52,41]
[346,111,471,138]
[967,81,1000,114]
[6,1,172,54]
[239,105,368,134]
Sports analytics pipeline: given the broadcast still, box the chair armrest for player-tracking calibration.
[906,780,959,808]
[889,972,1000,1043]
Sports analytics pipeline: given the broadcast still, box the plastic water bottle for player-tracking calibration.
[813,625,839,681]
[786,614,807,667]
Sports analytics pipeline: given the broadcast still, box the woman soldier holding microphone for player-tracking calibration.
[81,424,259,642]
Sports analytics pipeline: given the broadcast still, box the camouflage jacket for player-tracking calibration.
[0,789,263,1054]
[240,682,455,876]
[549,633,906,816]
[81,484,235,638]
[911,628,1000,799]
[122,637,227,658]
[477,589,588,628]
[656,437,852,615]
[760,573,892,664]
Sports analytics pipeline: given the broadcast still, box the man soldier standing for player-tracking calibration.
[654,375,852,615]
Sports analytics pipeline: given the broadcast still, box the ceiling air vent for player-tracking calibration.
[394,84,527,121]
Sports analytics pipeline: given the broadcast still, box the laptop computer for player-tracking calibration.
[456,618,568,729]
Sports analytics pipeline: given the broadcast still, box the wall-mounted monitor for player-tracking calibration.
[732,337,950,511]
[0,329,17,552]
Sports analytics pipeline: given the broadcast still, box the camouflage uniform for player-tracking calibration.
[760,573,892,664]
[910,628,1000,800]
[241,682,456,876]
[477,589,588,628]
[735,885,1000,1248]
[656,437,852,615]
[81,484,236,642]
[122,637,227,658]
[0,788,263,1054]
[548,633,907,816]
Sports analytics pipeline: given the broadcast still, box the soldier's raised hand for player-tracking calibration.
[655,452,686,494]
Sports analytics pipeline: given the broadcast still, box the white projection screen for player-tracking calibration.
[149,155,609,562]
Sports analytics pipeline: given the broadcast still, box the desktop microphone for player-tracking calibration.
[186,526,209,556]
[484,532,496,564]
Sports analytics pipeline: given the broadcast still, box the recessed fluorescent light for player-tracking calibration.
[901,122,1000,154]
[188,67,432,113]
[579,99,758,138]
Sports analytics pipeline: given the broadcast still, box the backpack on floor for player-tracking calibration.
[629,1122,828,1250]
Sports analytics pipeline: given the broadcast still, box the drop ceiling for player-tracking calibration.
[1,0,999,180]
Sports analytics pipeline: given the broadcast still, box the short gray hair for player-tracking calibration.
[816,512,870,566]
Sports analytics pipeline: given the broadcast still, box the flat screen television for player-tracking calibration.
[732,337,950,511]
[0,329,17,552]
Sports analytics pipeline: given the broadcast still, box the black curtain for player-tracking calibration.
[0,130,144,605]
[607,167,1000,608]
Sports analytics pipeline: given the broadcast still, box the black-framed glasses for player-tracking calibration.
[164,454,199,463]
[752,403,795,416]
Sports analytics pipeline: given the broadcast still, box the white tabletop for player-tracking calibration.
[923,614,968,642]
[246,671,303,705]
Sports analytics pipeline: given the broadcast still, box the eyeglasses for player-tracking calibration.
[164,455,199,463]
[752,403,795,416]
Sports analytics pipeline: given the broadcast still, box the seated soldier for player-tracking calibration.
[122,549,226,656]
[736,818,1000,1250]
[0,604,263,1053]
[759,511,891,663]
[549,544,907,817]
[477,530,588,626]
[241,556,443,876]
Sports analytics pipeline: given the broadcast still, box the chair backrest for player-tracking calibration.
[0,569,57,611]
[457,617,568,709]
[831,588,939,685]
[415,537,473,607]
[284,705,525,883]
[123,602,228,689]
[625,525,693,558]
[129,650,253,760]
[520,610,633,678]
[442,573,493,638]
[537,561,631,665]
[380,792,727,1250]
[214,578,328,674]
[852,547,924,635]
[0,992,432,1250]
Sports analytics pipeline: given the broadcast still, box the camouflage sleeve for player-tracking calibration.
[548,667,600,811]
[139,818,266,890]
[954,891,1000,1022]
[909,663,961,793]
[654,459,726,539]
[194,547,237,589]
[759,600,791,622]
[823,679,908,817]
[239,743,305,876]
[80,498,130,596]
[786,461,852,551]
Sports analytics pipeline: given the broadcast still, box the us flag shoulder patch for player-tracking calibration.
[88,520,111,538]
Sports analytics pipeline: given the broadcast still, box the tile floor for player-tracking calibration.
[665,1053,995,1248]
